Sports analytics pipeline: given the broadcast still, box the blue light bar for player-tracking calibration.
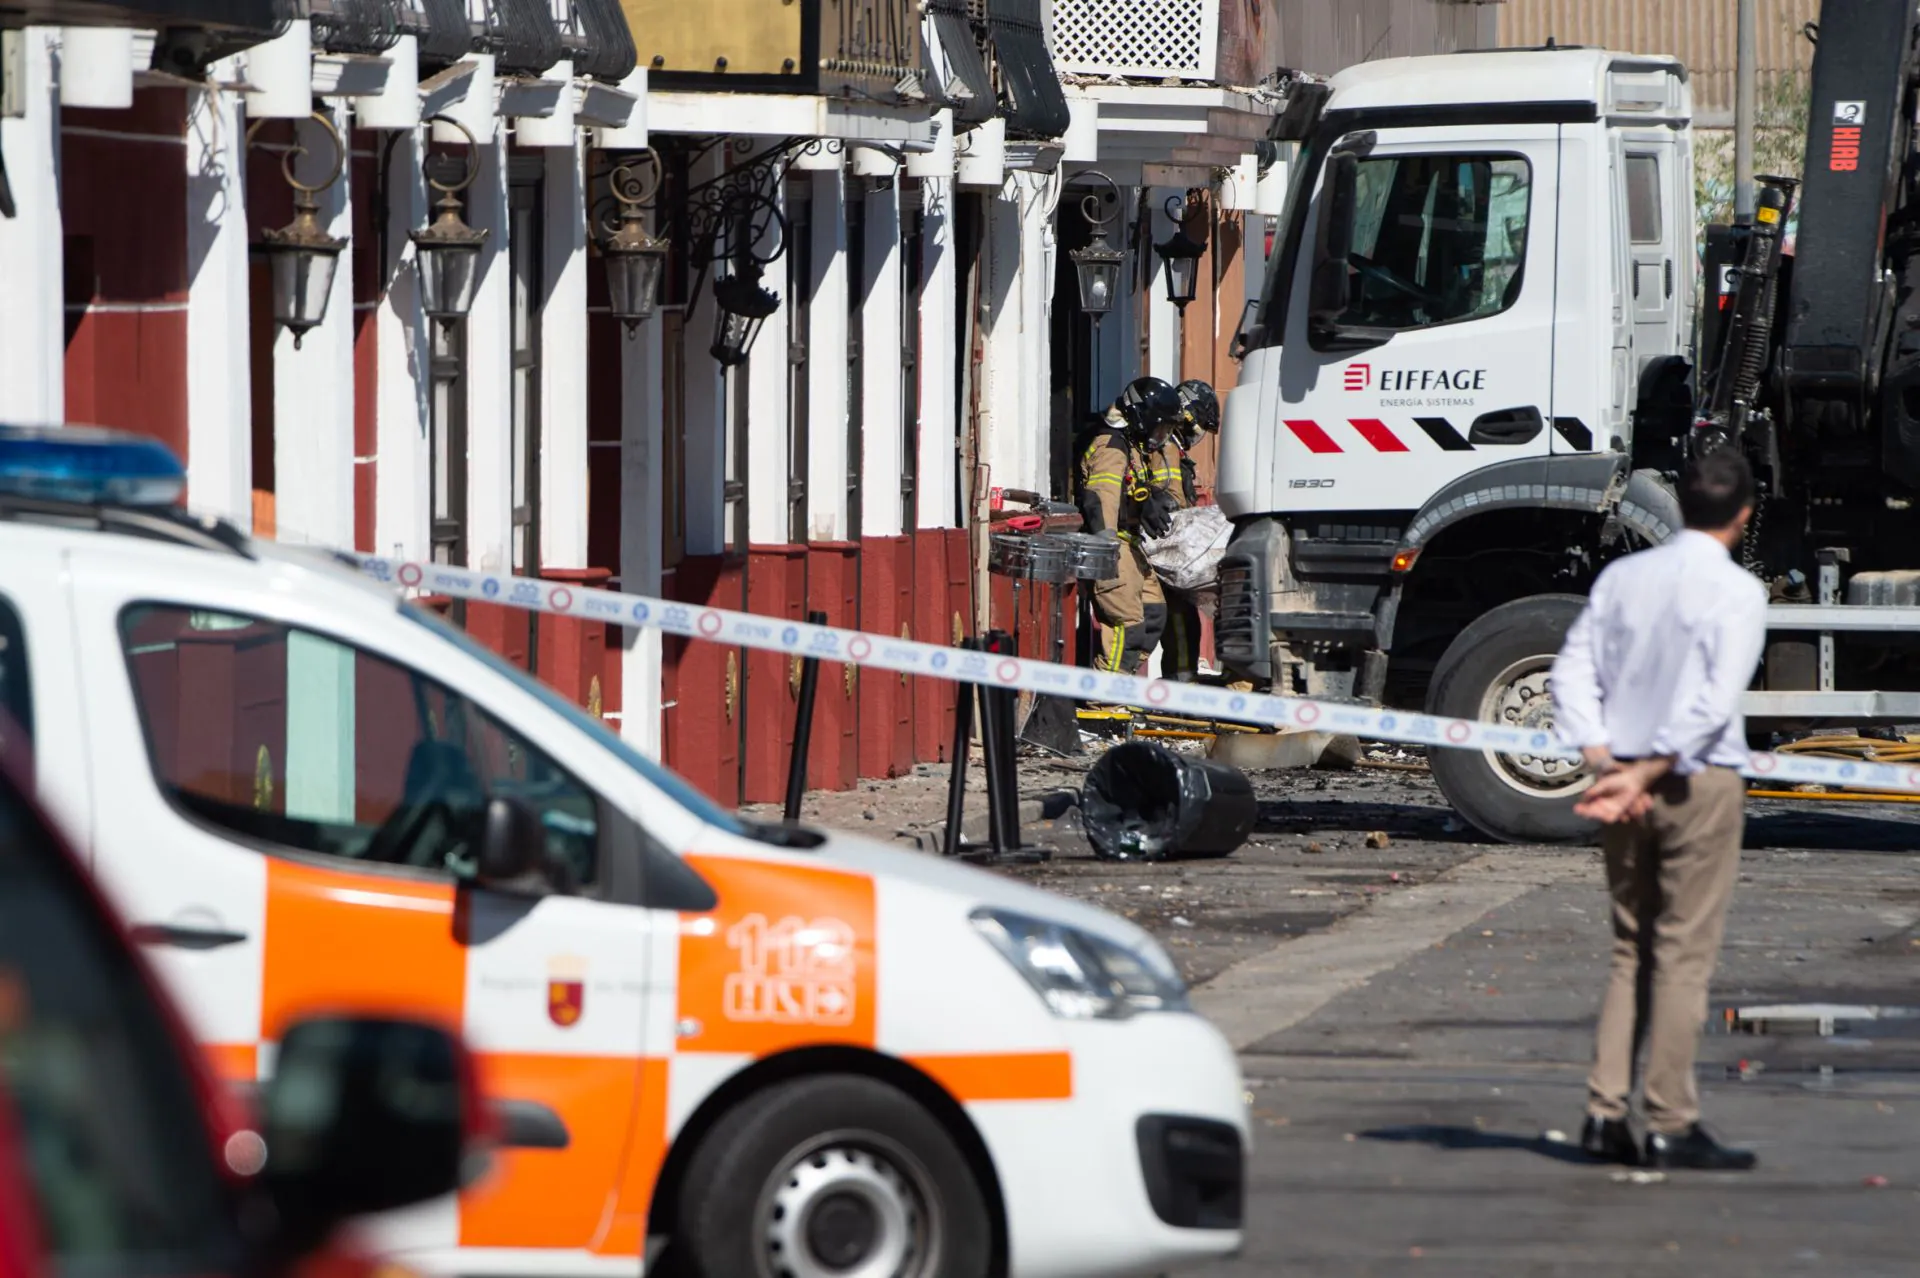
[0,424,186,507]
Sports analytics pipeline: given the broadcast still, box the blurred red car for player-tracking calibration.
[0,745,490,1278]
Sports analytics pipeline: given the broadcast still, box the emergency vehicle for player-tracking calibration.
[0,732,484,1278]
[0,425,1247,1278]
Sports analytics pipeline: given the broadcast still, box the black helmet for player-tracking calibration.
[1116,377,1181,438]
[1177,380,1220,433]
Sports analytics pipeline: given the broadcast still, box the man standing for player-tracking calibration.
[1550,451,1768,1171]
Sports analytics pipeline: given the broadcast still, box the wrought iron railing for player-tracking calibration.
[472,0,562,74]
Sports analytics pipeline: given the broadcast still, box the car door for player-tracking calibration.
[67,553,651,1260]
[1271,125,1561,512]
[1622,136,1685,377]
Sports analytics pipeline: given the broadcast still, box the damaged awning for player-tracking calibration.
[922,0,992,125]
[983,0,1069,140]
[0,0,282,48]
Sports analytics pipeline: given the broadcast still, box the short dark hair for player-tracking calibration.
[1679,451,1755,530]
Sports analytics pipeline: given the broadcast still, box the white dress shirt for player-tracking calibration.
[1551,530,1768,774]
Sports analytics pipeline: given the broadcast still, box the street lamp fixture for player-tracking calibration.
[1154,195,1207,312]
[710,263,780,367]
[601,155,669,337]
[412,117,489,326]
[1067,171,1125,323]
[256,111,348,350]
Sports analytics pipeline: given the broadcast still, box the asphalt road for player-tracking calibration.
[774,752,1920,1275]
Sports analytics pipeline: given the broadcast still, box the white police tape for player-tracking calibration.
[353,554,1920,797]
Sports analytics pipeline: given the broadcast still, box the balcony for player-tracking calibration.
[1050,0,1221,83]
[625,0,921,106]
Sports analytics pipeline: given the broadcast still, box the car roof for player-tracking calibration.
[1326,47,1688,115]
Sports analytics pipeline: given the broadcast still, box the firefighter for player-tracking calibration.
[1078,377,1181,674]
[1154,379,1221,682]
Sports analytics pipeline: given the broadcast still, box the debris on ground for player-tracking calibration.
[1365,830,1392,849]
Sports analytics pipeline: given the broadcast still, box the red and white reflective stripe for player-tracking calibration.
[348,553,1920,796]
[1283,419,1410,454]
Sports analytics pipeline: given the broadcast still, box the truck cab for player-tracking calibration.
[1219,48,1704,839]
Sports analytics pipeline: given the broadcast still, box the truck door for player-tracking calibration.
[1268,125,1560,513]
[68,554,652,1261]
[1623,137,1683,375]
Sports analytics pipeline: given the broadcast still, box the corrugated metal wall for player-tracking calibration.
[1271,0,1498,77]
[1497,0,1818,122]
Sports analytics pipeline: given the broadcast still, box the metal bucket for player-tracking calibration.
[989,532,1072,583]
[1060,532,1121,581]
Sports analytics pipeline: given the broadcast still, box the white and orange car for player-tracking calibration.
[0,425,1247,1278]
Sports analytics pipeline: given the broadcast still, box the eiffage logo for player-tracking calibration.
[1343,363,1372,391]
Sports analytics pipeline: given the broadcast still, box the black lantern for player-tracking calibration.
[1066,171,1126,323]
[601,156,668,337]
[257,112,348,349]
[412,117,489,325]
[710,264,779,367]
[1154,196,1207,312]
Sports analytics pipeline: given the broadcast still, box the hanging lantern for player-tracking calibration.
[257,112,348,349]
[1066,171,1126,322]
[601,155,668,337]
[412,116,489,325]
[1155,197,1207,311]
[710,264,779,367]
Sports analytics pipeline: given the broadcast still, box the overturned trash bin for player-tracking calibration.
[1082,742,1258,862]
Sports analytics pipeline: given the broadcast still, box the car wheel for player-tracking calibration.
[1426,593,1596,844]
[675,1074,991,1278]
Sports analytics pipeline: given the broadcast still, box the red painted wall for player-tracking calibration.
[62,91,191,459]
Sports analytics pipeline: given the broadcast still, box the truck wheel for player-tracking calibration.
[675,1074,990,1278]
[1426,594,1595,844]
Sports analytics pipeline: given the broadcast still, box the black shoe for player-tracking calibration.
[1578,1115,1640,1165]
[1644,1124,1757,1171]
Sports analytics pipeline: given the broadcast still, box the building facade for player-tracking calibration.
[0,0,1488,806]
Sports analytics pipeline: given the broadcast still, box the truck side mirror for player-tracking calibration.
[258,1017,485,1257]
[1307,151,1358,328]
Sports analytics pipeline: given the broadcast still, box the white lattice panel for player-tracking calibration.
[1050,0,1219,81]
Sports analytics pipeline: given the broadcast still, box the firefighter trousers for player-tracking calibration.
[1091,539,1165,675]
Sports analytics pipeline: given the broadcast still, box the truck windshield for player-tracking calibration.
[398,603,746,837]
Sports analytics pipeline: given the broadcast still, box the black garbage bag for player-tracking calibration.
[1081,742,1257,862]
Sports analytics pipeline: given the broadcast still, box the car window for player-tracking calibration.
[119,605,600,891]
[0,595,29,761]
[1340,152,1531,332]
[397,602,748,836]
[0,776,239,1277]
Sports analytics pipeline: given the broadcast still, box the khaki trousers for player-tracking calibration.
[1091,539,1165,674]
[1588,766,1746,1134]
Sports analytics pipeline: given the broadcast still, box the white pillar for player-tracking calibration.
[540,140,590,568]
[745,169,790,546]
[273,109,356,548]
[916,177,957,529]
[619,318,664,755]
[861,181,904,538]
[375,126,432,559]
[807,169,850,541]
[0,29,64,424]
[982,174,1050,496]
[185,81,253,527]
[465,136,512,573]
[1147,187,1179,385]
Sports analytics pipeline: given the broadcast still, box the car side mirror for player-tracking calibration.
[1307,151,1357,329]
[258,1017,483,1256]
[476,795,543,888]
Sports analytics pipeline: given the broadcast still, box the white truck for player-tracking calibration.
[1220,17,1920,841]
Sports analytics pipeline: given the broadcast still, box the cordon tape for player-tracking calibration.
[351,554,1920,797]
